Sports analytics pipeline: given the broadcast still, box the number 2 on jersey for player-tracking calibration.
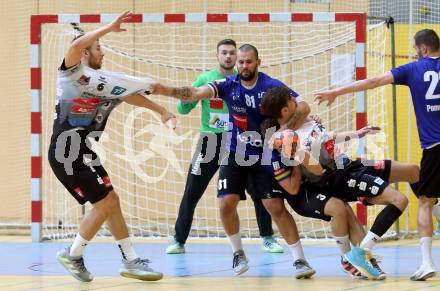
[424,71,440,100]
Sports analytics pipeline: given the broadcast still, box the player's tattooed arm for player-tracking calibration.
[282,100,311,130]
[152,83,213,101]
[171,87,193,101]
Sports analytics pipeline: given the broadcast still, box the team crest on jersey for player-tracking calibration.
[273,161,280,171]
[77,75,91,85]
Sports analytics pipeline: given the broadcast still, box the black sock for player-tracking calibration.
[410,182,419,195]
[370,204,403,237]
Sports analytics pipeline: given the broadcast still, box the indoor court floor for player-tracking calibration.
[0,236,439,291]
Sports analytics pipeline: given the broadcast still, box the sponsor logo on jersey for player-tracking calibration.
[272,161,280,171]
[209,113,229,129]
[111,86,127,95]
[77,75,91,85]
[231,105,246,113]
[73,97,100,106]
[71,106,95,113]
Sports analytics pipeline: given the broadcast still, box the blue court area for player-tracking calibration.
[0,240,439,279]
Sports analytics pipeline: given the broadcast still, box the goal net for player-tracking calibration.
[32,13,388,241]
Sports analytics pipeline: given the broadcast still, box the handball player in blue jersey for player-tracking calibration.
[167,44,315,278]
[315,29,440,281]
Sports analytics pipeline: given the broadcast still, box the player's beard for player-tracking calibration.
[88,56,102,70]
[239,70,256,81]
[89,60,102,70]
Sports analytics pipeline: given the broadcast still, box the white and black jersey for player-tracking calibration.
[50,60,155,143]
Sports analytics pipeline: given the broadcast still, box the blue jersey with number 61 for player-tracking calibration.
[208,72,300,157]
[391,57,440,148]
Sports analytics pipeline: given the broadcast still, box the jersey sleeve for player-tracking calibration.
[270,79,301,100]
[268,152,292,182]
[207,78,230,101]
[105,72,156,99]
[390,62,413,86]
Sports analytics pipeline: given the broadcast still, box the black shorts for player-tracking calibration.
[48,133,113,205]
[362,159,392,182]
[329,160,389,203]
[284,182,332,222]
[418,144,440,198]
[217,153,284,200]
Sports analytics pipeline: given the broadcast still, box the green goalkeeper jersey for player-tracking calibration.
[177,68,236,133]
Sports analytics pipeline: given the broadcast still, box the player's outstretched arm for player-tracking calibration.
[152,83,214,101]
[329,125,381,143]
[314,72,394,106]
[124,94,177,129]
[64,11,133,68]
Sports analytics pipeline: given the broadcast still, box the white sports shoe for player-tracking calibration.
[120,258,163,281]
[232,250,249,276]
[410,264,437,281]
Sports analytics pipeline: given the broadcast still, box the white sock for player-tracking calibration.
[360,231,380,250]
[420,237,433,266]
[334,235,351,256]
[288,240,305,261]
[70,233,89,257]
[227,232,243,253]
[117,237,138,261]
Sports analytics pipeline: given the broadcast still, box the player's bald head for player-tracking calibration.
[238,44,259,59]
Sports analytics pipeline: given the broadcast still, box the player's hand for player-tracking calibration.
[356,125,381,138]
[314,90,338,106]
[108,11,133,32]
[161,111,177,130]
[309,114,322,124]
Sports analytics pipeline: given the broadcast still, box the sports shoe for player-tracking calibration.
[56,247,93,282]
[410,264,437,281]
[293,259,316,279]
[232,250,249,276]
[261,236,284,253]
[345,247,380,279]
[370,257,386,280]
[120,258,163,281]
[340,256,362,278]
[165,238,185,254]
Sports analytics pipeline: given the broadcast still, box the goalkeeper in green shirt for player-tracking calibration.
[166,39,282,254]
